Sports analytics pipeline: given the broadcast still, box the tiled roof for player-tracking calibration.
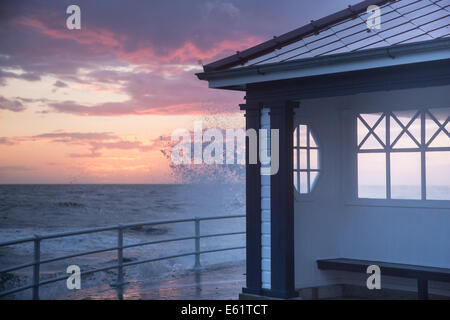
[204,0,449,72]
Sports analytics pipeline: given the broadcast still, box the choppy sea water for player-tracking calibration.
[1,183,447,299]
[0,184,245,230]
[0,184,246,299]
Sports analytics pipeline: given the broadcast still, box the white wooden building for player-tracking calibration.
[197,0,450,299]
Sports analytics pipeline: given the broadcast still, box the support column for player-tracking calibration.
[266,101,298,299]
[241,102,262,295]
[418,279,429,300]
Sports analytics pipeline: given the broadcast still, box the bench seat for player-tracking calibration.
[317,258,450,299]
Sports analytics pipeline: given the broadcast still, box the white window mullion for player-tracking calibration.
[386,112,391,199]
[297,128,300,190]
[306,126,311,193]
[421,109,427,200]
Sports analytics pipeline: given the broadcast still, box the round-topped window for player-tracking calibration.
[293,124,320,194]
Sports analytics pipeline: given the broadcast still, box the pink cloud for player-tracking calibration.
[33,131,159,158]
[15,17,123,49]
[7,15,253,116]
[15,16,261,66]
[0,131,161,158]
[47,67,244,116]
[116,37,262,65]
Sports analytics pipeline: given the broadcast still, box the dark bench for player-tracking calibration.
[317,258,450,300]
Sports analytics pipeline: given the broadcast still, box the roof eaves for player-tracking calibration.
[197,37,450,82]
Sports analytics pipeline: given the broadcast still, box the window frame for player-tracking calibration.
[293,122,321,197]
[355,107,450,202]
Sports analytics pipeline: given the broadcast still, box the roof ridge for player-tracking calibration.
[203,0,395,72]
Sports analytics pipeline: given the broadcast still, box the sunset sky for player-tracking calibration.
[0,0,371,183]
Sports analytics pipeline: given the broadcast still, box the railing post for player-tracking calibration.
[193,218,203,271]
[32,235,40,300]
[117,226,124,300]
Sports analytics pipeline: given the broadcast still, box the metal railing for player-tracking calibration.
[0,214,245,300]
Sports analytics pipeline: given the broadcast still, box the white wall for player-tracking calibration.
[293,84,450,295]
[261,108,271,289]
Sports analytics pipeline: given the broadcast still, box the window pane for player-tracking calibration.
[391,114,421,149]
[293,127,298,147]
[299,125,307,147]
[426,112,439,144]
[293,148,298,169]
[391,152,421,199]
[392,110,421,142]
[360,134,384,149]
[358,113,385,149]
[426,151,450,200]
[299,149,307,169]
[310,132,318,147]
[310,171,319,190]
[357,117,369,146]
[299,172,308,194]
[429,131,450,148]
[374,116,386,146]
[360,113,383,127]
[426,108,450,147]
[293,124,320,195]
[293,171,299,192]
[358,153,386,199]
[310,149,319,170]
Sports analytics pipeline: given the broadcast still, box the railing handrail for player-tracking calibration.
[0,214,245,246]
[0,214,246,300]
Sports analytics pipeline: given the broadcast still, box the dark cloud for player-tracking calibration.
[0,129,164,157]
[0,95,26,112]
[0,0,360,115]
[0,69,41,85]
[29,130,159,158]
[48,69,244,115]
[0,0,361,63]
[68,151,102,158]
[53,80,68,88]
[0,137,17,145]
[0,0,262,75]
[33,131,117,140]
[0,165,33,171]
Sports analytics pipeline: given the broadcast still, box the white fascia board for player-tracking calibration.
[200,39,450,89]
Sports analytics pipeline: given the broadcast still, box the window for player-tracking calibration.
[357,107,450,200]
[293,124,320,194]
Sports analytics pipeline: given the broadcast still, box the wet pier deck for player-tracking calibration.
[56,261,246,300]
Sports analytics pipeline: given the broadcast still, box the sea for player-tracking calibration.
[0,184,246,299]
[1,183,448,299]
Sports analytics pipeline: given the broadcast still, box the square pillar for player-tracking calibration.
[240,101,298,299]
[240,102,262,295]
[266,101,298,299]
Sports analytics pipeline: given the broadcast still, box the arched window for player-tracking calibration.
[293,124,320,194]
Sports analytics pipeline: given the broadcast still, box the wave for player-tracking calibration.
[56,201,85,208]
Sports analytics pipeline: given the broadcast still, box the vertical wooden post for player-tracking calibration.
[267,101,298,299]
[241,102,262,296]
[32,235,41,300]
[193,218,203,271]
[117,226,124,300]
[418,279,429,300]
